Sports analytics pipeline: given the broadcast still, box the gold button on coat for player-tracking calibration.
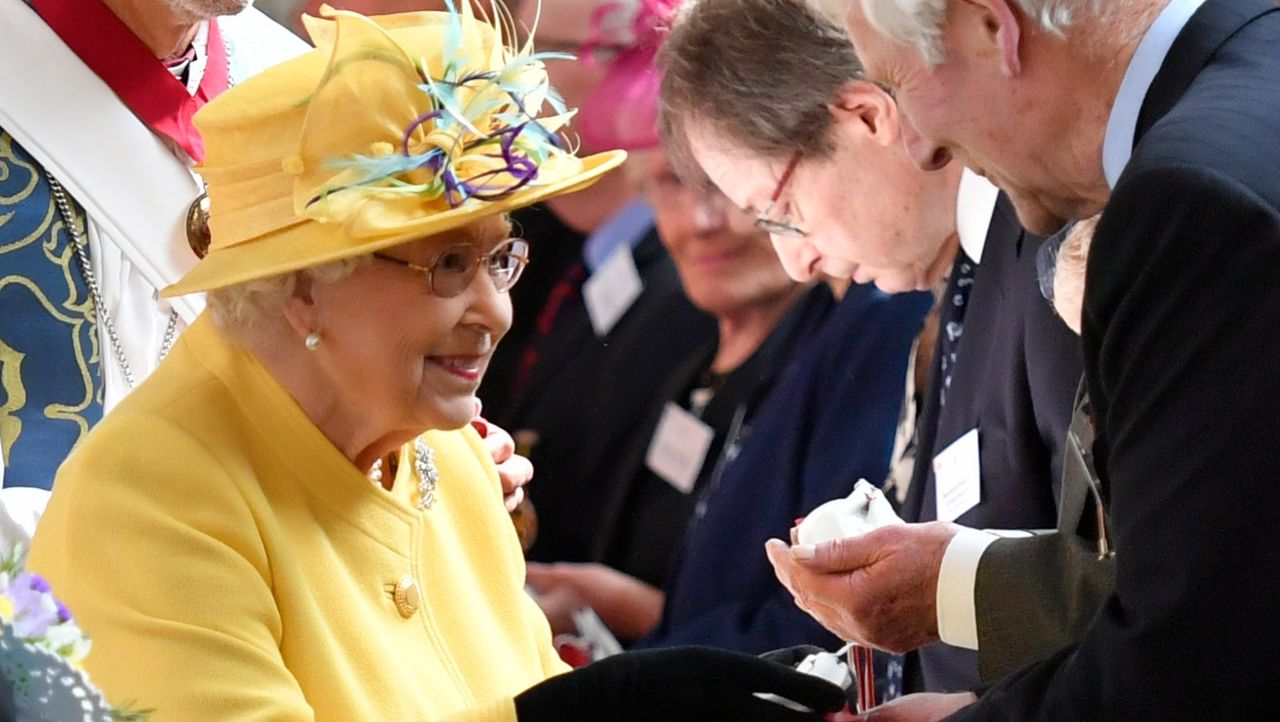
[393,575,420,618]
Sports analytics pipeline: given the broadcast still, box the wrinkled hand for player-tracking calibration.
[526,562,664,640]
[765,522,960,653]
[472,401,532,512]
[852,692,976,722]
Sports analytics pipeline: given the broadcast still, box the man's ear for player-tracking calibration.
[959,0,1023,77]
[282,273,319,341]
[827,79,901,147]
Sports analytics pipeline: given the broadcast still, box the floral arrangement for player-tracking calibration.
[0,548,148,721]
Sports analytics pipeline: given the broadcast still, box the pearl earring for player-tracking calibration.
[305,332,321,351]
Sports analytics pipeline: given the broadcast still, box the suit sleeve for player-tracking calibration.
[948,164,1280,719]
[973,531,1115,682]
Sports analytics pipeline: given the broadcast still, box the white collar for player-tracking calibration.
[955,169,1000,264]
[183,20,211,95]
[163,21,211,95]
[1101,0,1207,188]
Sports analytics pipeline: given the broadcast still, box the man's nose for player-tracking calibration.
[769,235,822,282]
[900,115,953,171]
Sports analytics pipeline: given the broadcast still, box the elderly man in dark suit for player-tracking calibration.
[768,0,1280,717]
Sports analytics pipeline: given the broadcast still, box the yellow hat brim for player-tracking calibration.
[162,149,626,298]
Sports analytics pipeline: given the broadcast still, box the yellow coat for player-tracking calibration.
[29,315,568,721]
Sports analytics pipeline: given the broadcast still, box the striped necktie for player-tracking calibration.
[938,249,976,409]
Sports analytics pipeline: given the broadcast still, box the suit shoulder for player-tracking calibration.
[1128,37,1280,210]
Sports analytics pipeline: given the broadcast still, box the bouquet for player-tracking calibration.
[0,548,148,721]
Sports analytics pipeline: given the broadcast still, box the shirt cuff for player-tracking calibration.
[935,527,1001,650]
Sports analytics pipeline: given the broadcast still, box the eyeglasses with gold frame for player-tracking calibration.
[372,238,531,297]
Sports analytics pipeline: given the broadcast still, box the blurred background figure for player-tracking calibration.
[478,0,721,568]
[523,152,827,642]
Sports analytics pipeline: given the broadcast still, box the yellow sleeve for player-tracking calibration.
[527,590,572,678]
[442,697,520,722]
[454,426,571,680]
[28,414,314,722]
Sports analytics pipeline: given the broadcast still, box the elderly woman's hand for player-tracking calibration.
[525,562,665,641]
[471,401,533,512]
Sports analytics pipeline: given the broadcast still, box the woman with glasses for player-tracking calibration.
[27,6,846,722]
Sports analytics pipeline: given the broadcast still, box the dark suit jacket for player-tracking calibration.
[951,0,1280,717]
[498,227,719,564]
[901,195,1082,693]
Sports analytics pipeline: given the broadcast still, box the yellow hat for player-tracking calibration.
[163,2,627,297]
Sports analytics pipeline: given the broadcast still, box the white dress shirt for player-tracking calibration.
[956,169,1000,263]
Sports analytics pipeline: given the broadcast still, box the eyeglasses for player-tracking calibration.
[754,150,806,238]
[372,238,531,297]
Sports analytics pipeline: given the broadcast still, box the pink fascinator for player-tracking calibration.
[576,0,679,151]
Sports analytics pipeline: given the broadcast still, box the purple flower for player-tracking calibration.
[9,572,62,639]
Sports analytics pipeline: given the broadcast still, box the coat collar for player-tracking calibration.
[1135,0,1279,144]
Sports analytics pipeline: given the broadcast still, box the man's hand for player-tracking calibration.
[472,401,533,512]
[836,692,976,722]
[525,562,665,640]
[765,522,960,653]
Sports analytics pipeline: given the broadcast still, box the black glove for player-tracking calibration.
[759,645,859,711]
[514,646,846,722]
[758,645,831,669]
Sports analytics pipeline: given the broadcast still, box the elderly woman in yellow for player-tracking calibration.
[26,4,846,722]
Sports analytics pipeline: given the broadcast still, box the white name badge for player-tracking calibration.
[932,428,981,523]
[583,245,644,337]
[645,402,716,495]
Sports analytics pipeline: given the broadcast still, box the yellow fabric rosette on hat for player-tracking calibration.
[163,1,626,297]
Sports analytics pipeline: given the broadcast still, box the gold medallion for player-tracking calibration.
[185,191,211,259]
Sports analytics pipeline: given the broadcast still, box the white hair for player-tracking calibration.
[1051,214,1097,335]
[811,0,1096,66]
[206,257,369,332]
